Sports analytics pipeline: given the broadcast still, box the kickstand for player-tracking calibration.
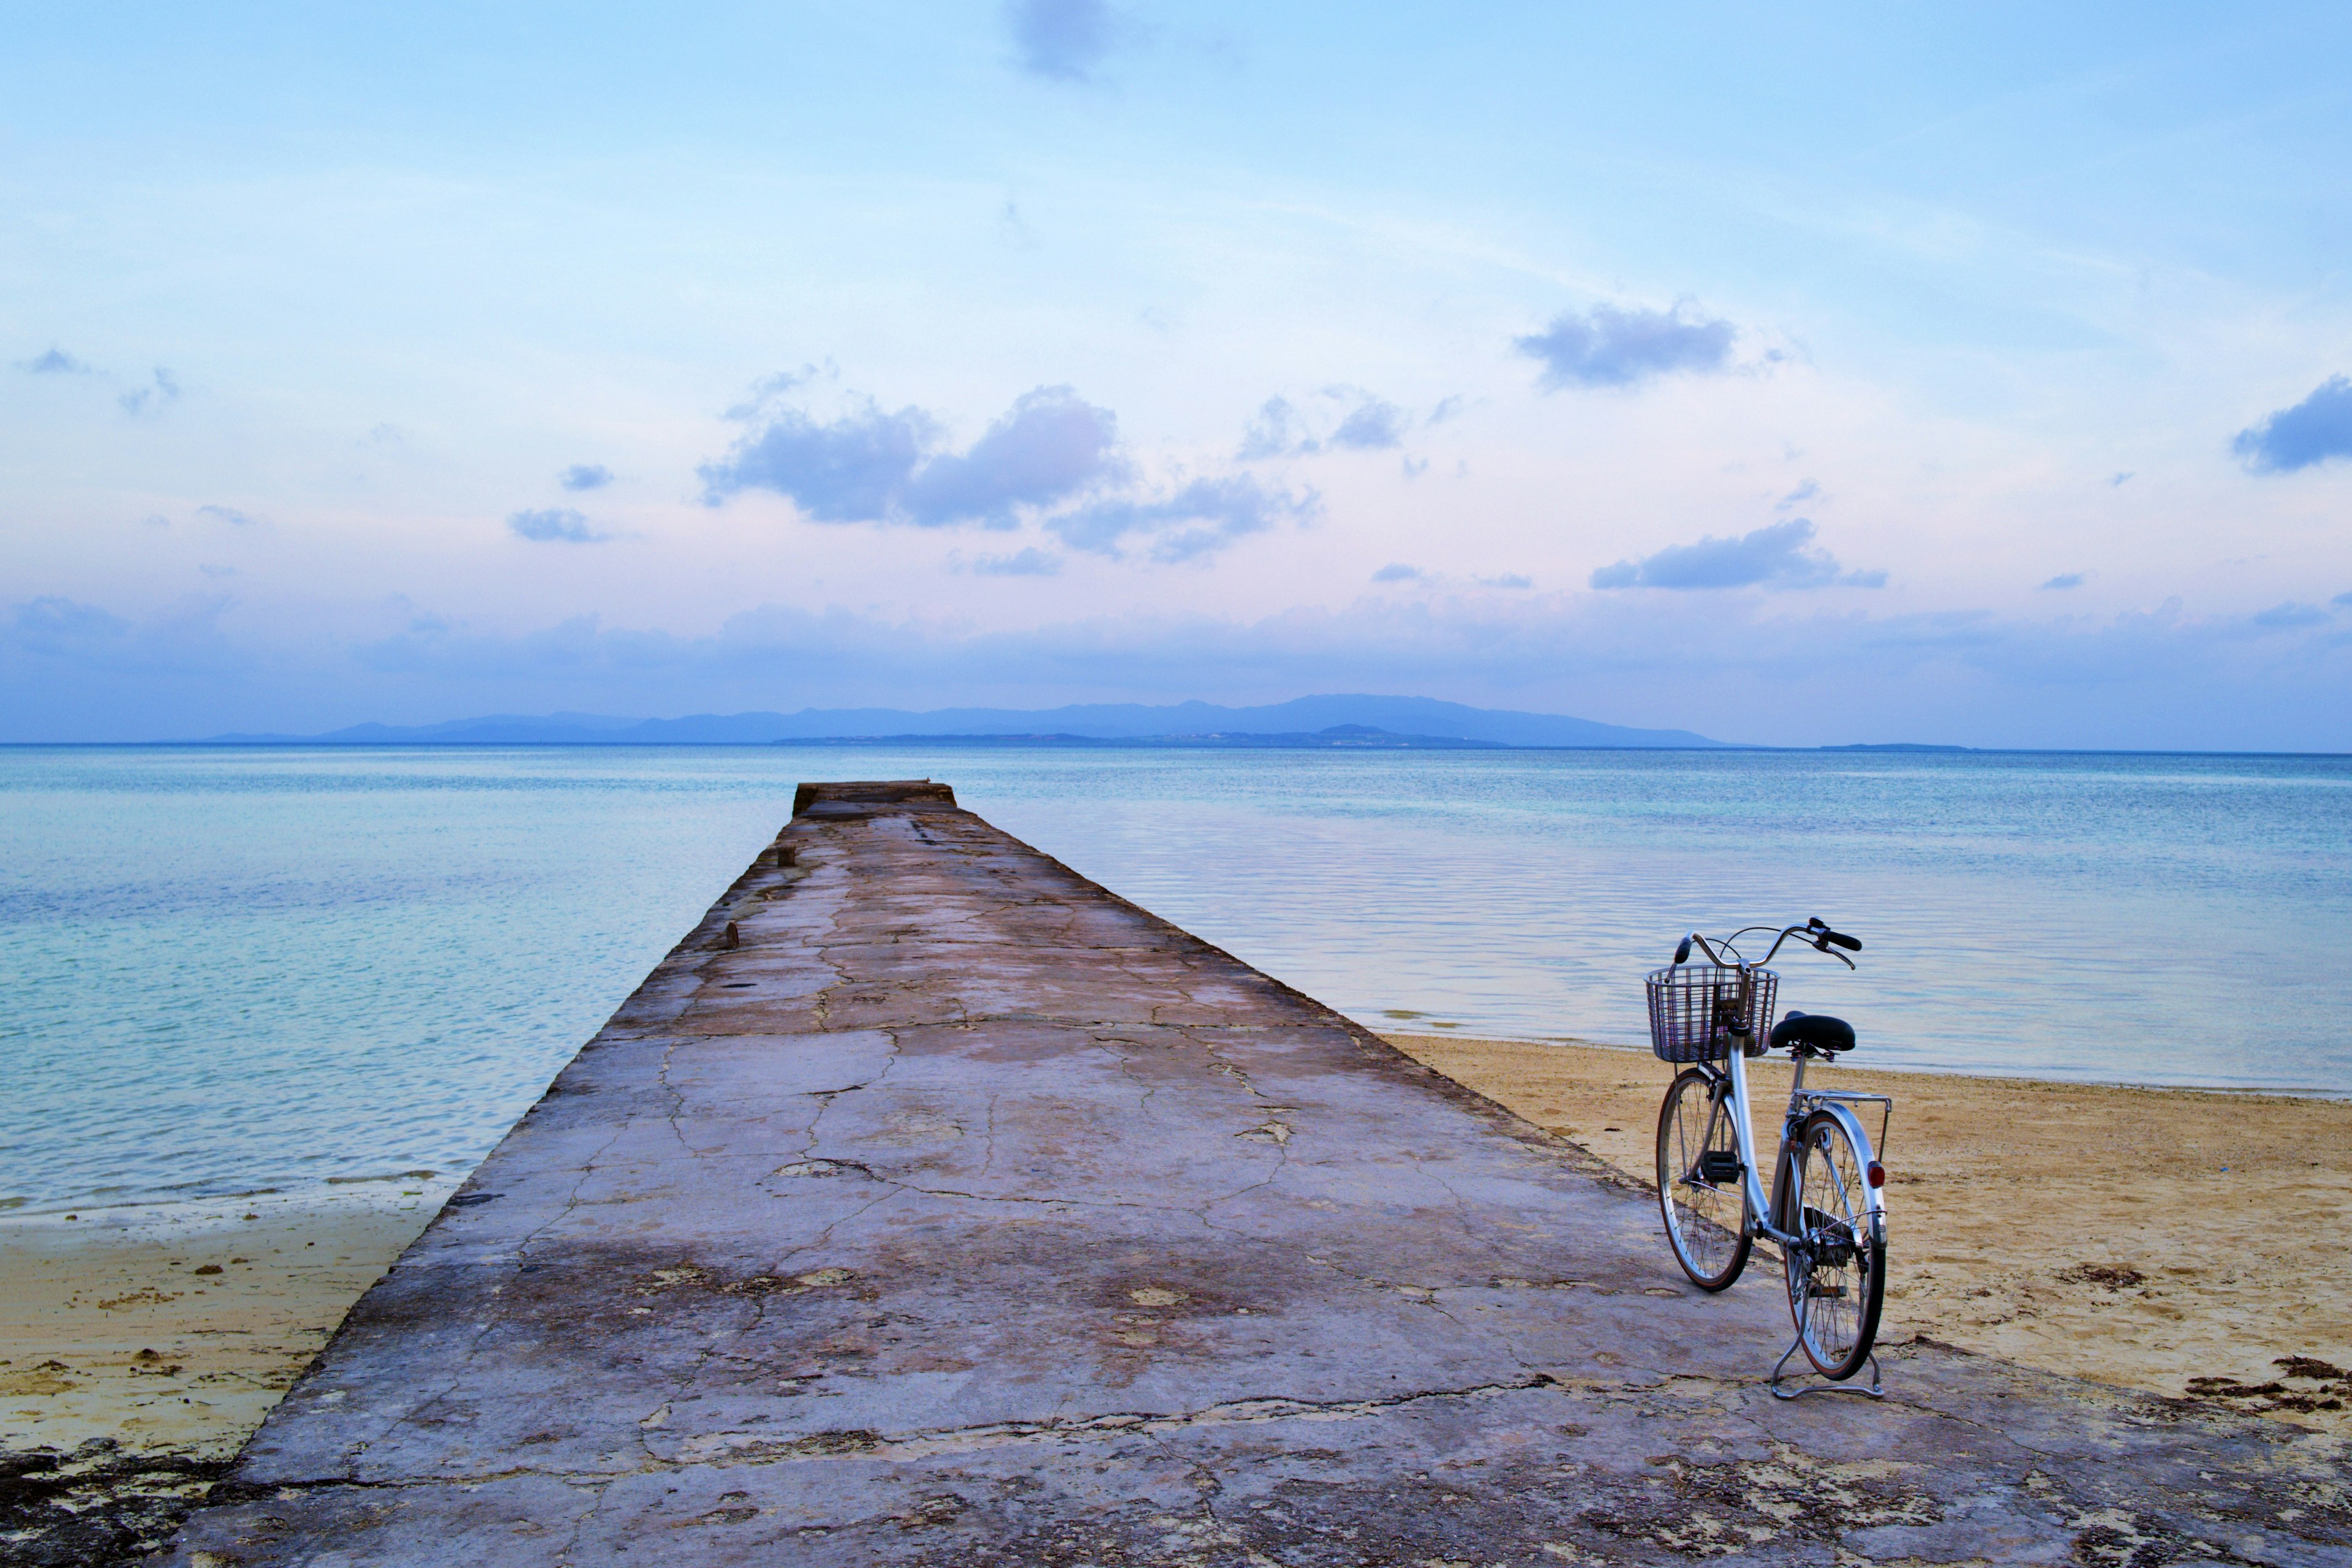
[1770,1335,1884,1400]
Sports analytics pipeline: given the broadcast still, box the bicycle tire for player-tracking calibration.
[1780,1110,1886,1379]
[1656,1068,1752,1291]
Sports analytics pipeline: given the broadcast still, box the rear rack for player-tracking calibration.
[1796,1089,1892,1162]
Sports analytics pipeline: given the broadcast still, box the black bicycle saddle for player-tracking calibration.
[1770,1010,1856,1055]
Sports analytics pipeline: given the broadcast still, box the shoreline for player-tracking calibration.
[1367,1023,2352,1102]
[1384,1031,2352,1434]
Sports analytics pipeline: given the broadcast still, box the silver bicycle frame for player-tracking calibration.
[1721,1029,1888,1246]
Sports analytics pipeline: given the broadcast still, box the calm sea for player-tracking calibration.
[4,745,2346,1212]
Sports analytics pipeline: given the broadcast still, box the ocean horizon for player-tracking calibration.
[12,741,2351,757]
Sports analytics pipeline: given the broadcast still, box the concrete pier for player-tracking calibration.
[168,782,2346,1564]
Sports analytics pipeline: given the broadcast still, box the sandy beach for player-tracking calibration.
[0,1182,451,1560]
[1386,1032,2352,1432]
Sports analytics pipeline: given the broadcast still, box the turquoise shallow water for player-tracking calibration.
[4,745,2348,1212]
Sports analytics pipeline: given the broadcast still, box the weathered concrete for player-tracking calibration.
[167,782,2348,1565]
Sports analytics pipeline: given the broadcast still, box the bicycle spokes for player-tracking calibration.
[1782,1116,1884,1386]
[1656,1069,1752,1291]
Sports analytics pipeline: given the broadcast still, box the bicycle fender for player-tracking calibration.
[1806,1100,1887,1226]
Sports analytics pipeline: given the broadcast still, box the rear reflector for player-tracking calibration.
[1866,1162,1886,1188]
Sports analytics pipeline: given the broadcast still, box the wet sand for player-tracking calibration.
[1386,1032,2352,1431]
[1,1185,451,1464]
[1,1185,452,1559]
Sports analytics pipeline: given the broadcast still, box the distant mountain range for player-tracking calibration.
[775,725,1513,750]
[204,695,1727,749]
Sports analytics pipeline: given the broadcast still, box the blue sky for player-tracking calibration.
[5,2,2351,746]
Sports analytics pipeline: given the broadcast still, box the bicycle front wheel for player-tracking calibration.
[1781,1110,1886,1379]
[1656,1068,1752,1291]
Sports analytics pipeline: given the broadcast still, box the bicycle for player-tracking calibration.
[1648,918,1893,1396]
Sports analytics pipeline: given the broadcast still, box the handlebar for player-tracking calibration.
[1672,917,1863,970]
[1806,914,1862,952]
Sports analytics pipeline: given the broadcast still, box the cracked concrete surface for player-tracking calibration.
[165,782,2349,1565]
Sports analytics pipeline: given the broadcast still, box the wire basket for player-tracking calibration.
[1645,964,1777,1063]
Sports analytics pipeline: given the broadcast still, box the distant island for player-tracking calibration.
[202,695,1728,750]
[774,725,1510,750]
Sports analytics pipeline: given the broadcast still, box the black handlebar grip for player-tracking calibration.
[1674,935,1692,965]
[1826,930,1861,951]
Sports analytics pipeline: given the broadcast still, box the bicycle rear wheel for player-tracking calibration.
[1656,1068,1752,1290]
[1781,1110,1886,1379]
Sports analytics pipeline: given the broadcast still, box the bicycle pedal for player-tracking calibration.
[1697,1150,1743,1183]
[1809,1283,1848,1299]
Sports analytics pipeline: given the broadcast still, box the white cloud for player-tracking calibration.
[1591,519,1884,591]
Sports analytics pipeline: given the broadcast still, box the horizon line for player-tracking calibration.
[7,739,2350,760]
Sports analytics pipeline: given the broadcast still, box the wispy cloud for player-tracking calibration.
[1329,398,1406,450]
[1006,0,1118,81]
[707,379,1306,562]
[195,504,255,527]
[559,464,614,491]
[706,397,935,519]
[906,388,1126,526]
[2233,375,2352,473]
[1591,518,1884,590]
[968,548,1063,577]
[1237,397,1309,460]
[508,508,609,543]
[4,592,243,678]
[11,595,130,646]
[724,364,831,419]
[1371,564,1530,590]
[18,348,90,375]
[1237,389,1414,459]
[703,385,1123,527]
[118,366,182,417]
[1046,475,1317,563]
[1516,302,1737,391]
[2040,572,2086,590]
